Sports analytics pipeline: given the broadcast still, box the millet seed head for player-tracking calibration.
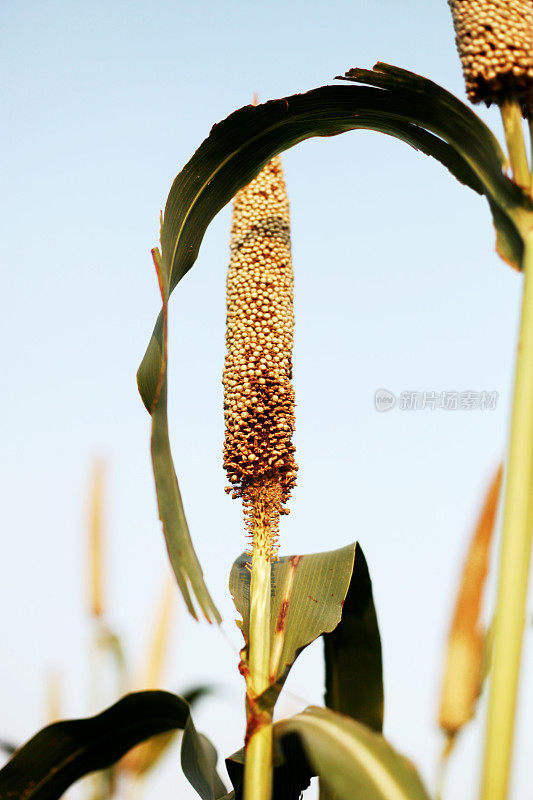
[222,156,297,552]
[448,0,533,112]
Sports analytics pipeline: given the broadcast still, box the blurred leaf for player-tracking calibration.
[438,466,502,740]
[0,741,16,757]
[45,670,62,725]
[230,544,355,709]
[88,460,105,620]
[276,706,432,800]
[0,691,224,800]
[182,685,215,709]
[94,625,128,687]
[324,543,383,733]
[142,577,175,689]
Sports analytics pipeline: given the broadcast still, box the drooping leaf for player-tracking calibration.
[181,718,228,800]
[119,685,214,778]
[276,706,432,800]
[341,63,532,270]
[323,543,383,733]
[0,691,225,800]
[137,64,533,622]
[147,249,220,623]
[230,544,355,709]
[138,63,529,409]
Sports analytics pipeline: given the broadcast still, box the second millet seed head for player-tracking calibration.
[448,0,533,113]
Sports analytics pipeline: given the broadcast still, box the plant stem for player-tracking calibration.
[244,518,273,800]
[479,230,533,800]
[528,116,533,192]
[501,97,530,189]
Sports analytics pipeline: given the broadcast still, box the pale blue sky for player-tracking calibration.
[1,1,532,798]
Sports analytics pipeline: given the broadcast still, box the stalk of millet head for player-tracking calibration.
[448,0,533,114]
[222,155,297,561]
[223,154,297,800]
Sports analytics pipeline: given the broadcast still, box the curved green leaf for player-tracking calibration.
[118,685,214,778]
[229,544,355,711]
[276,706,432,800]
[0,691,226,800]
[138,62,524,409]
[147,249,220,624]
[323,543,383,733]
[137,62,533,623]
[341,63,532,270]
[181,722,227,800]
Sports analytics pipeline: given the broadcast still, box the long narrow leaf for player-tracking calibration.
[147,249,220,623]
[323,543,383,732]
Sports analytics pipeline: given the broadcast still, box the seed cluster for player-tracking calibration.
[448,0,533,111]
[222,156,297,555]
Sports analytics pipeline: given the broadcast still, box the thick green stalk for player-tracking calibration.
[480,230,533,800]
[501,98,530,189]
[244,536,273,800]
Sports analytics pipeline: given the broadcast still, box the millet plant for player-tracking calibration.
[2,2,533,799]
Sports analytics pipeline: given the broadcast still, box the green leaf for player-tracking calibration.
[181,721,228,800]
[137,62,533,622]
[0,691,226,800]
[276,706,432,800]
[139,63,522,407]
[229,544,355,709]
[341,63,533,270]
[489,199,524,269]
[323,543,383,733]
[118,686,214,779]
[145,249,220,624]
